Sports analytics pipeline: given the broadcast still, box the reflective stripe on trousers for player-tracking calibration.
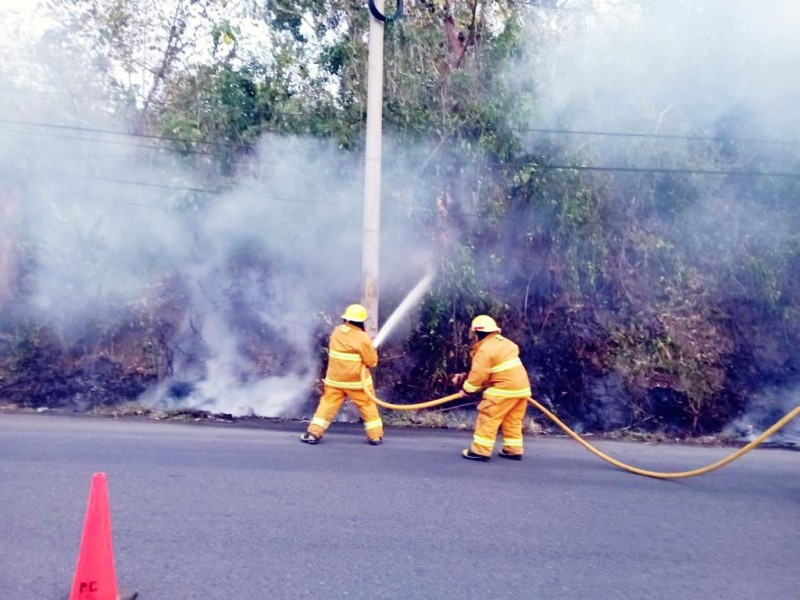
[502,437,524,447]
[470,395,528,457]
[364,418,383,431]
[311,416,330,430]
[307,384,383,441]
[472,434,496,450]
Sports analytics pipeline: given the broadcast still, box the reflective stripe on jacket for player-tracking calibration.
[462,333,531,398]
[323,324,378,390]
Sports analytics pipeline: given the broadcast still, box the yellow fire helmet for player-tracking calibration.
[341,303,368,323]
[471,314,501,333]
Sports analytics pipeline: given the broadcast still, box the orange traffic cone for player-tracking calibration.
[68,473,120,600]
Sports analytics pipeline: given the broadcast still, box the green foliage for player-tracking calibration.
[160,64,269,174]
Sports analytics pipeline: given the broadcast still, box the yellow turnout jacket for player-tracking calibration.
[462,332,531,399]
[323,323,378,390]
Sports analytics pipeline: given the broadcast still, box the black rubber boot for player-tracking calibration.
[499,450,523,461]
[462,449,490,462]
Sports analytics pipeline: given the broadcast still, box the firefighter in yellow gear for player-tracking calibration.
[300,304,384,446]
[455,315,532,462]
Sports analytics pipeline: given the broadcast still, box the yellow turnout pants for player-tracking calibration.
[307,385,384,442]
[470,395,528,457]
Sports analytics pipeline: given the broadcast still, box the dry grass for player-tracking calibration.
[383,409,474,430]
[383,409,545,436]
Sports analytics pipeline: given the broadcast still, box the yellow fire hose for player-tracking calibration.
[361,369,799,479]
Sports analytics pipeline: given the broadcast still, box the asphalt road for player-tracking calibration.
[0,412,797,600]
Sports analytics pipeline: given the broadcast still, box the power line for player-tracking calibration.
[0,118,253,150]
[61,196,182,212]
[19,168,348,205]
[0,89,119,102]
[61,196,326,224]
[5,115,799,153]
[508,0,634,16]
[519,126,800,147]
[6,120,798,184]
[5,127,220,155]
[535,163,800,179]
[19,167,221,194]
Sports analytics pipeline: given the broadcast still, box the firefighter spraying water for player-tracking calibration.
[301,304,384,446]
[300,272,432,446]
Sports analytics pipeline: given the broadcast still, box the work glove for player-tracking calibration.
[450,372,467,386]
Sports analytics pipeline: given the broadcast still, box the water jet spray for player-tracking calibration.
[373,271,435,348]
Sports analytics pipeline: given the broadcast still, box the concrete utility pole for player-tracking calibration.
[363,0,385,338]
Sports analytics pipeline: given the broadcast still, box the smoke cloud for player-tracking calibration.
[527,0,800,141]
[0,13,436,418]
[723,385,800,448]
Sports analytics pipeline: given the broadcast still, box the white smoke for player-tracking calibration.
[527,0,800,141]
[723,386,800,447]
[0,5,439,418]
